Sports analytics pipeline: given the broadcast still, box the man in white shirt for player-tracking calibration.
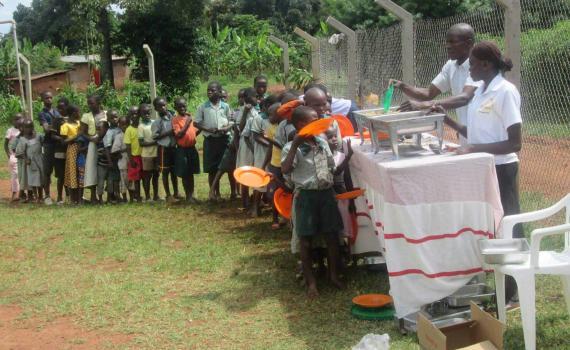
[390,23,480,134]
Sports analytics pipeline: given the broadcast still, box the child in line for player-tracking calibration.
[208,122,239,201]
[61,105,83,204]
[52,97,70,204]
[172,98,200,203]
[208,89,243,202]
[249,96,277,217]
[96,121,117,203]
[254,75,269,106]
[195,82,233,200]
[263,102,285,229]
[281,106,344,299]
[81,94,107,204]
[138,104,159,202]
[125,111,142,202]
[4,114,22,202]
[12,118,32,202]
[152,97,180,201]
[104,111,121,201]
[126,106,139,124]
[16,119,44,203]
[220,89,229,103]
[111,117,130,202]
[235,87,258,210]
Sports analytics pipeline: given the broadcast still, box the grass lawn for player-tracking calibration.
[0,169,568,349]
[0,80,568,349]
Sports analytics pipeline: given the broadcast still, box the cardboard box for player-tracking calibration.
[417,302,505,350]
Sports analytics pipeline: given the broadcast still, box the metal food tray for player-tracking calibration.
[353,108,445,158]
[479,239,530,265]
[396,308,471,334]
[447,283,495,307]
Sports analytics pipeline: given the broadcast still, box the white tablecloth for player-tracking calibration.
[349,138,504,317]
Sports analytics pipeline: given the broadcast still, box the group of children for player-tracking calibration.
[4,76,356,297]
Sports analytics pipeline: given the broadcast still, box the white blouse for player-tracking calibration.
[467,74,522,165]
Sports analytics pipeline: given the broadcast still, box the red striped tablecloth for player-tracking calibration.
[349,139,503,317]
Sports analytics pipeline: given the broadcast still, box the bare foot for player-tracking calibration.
[307,283,319,299]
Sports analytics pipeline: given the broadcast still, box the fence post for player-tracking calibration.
[375,0,415,86]
[0,20,25,109]
[269,35,290,88]
[293,27,320,81]
[326,16,357,101]
[17,53,33,118]
[142,44,157,119]
[496,0,521,89]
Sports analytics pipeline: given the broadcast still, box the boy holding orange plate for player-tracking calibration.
[281,105,344,298]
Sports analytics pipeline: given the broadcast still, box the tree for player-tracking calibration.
[118,0,207,93]
[12,0,84,52]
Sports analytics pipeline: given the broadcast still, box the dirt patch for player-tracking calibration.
[0,305,133,350]
[519,135,570,200]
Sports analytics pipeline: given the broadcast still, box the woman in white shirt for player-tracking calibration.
[442,41,523,304]
[444,40,523,233]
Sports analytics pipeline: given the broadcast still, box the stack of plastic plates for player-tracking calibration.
[351,294,395,321]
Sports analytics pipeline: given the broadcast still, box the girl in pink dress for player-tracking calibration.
[4,114,23,202]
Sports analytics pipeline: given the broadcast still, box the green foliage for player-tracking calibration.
[203,25,282,79]
[207,0,323,35]
[119,0,207,95]
[478,19,570,123]
[284,68,313,90]
[12,0,85,52]
[0,95,24,125]
[0,38,69,94]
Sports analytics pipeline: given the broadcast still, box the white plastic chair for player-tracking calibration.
[492,193,570,350]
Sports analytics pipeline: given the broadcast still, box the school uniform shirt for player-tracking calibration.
[266,123,281,168]
[81,111,107,136]
[275,119,297,149]
[103,127,120,148]
[22,134,44,187]
[250,113,270,169]
[151,113,176,148]
[124,125,142,156]
[467,74,522,166]
[172,115,198,148]
[111,131,128,170]
[432,59,481,126]
[235,107,255,168]
[194,100,231,138]
[138,121,157,157]
[38,107,61,145]
[96,140,111,167]
[281,137,335,191]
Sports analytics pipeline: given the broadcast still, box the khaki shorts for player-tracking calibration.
[142,157,157,172]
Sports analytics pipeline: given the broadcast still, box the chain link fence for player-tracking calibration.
[318,35,350,99]
[356,23,404,107]
[314,0,569,210]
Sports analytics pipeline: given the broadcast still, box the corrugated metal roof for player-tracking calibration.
[5,69,72,81]
[60,55,127,63]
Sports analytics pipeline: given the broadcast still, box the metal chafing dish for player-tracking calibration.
[447,283,495,307]
[353,108,445,159]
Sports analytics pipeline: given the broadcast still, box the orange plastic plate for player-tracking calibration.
[331,115,355,137]
[336,189,365,200]
[352,294,393,308]
[298,118,334,137]
[274,187,293,219]
[233,166,271,188]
